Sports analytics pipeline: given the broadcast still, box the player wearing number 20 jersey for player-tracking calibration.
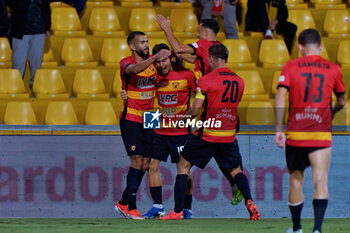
[278,55,345,147]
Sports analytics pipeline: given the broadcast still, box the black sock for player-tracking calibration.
[313,199,328,233]
[126,167,141,210]
[174,174,188,213]
[120,187,128,205]
[184,194,192,210]
[137,170,145,188]
[288,202,303,231]
[150,186,162,205]
[233,172,252,205]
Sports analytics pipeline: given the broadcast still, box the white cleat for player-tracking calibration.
[287,227,303,233]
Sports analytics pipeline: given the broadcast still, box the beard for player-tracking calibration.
[136,48,149,58]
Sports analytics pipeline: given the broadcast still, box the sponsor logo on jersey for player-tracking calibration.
[158,94,178,105]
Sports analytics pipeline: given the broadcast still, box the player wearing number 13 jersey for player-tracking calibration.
[159,44,260,221]
[274,29,346,233]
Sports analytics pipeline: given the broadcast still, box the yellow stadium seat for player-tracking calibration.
[89,8,125,37]
[41,43,57,68]
[0,38,12,68]
[332,102,350,125]
[288,10,316,36]
[113,70,122,99]
[312,0,345,9]
[170,8,198,39]
[336,40,350,69]
[86,1,113,7]
[160,1,192,7]
[286,0,308,8]
[271,71,281,97]
[51,8,86,36]
[4,102,37,125]
[0,69,29,99]
[50,1,72,8]
[148,38,170,53]
[121,1,153,7]
[33,69,69,99]
[235,70,268,100]
[61,38,97,67]
[85,101,118,125]
[45,101,78,125]
[258,40,290,68]
[323,10,350,38]
[223,39,255,68]
[129,8,164,38]
[73,69,109,99]
[100,38,130,68]
[245,101,274,125]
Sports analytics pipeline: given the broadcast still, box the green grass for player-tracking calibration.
[0,218,349,233]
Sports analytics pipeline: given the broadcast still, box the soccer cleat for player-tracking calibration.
[246,199,260,220]
[127,209,144,220]
[159,211,184,220]
[143,206,166,219]
[114,201,128,218]
[313,231,320,233]
[231,184,244,205]
[183,209,192,219]
[286,227,303,233]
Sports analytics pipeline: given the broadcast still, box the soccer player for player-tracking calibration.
[114,31,170,219]
[142,43,197,219]
[274,29,346,233]
[159,44,260,220]
[156,15,244,205]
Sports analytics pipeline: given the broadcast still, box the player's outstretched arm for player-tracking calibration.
[331,93,346,119]
[274,87,287,148]
[125,49,170,75]
[156,14,194,55]
[185,98,204,118]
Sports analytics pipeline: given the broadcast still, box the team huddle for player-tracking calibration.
[113,14,346,233]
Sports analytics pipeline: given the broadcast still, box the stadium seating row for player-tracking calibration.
[1,99,348,125]
[3,36,350,69]
[48,7,350,39]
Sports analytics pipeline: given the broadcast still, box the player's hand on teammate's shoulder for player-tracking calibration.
[156,14,170,30]
[120,90,128,100]
[154,49,171,59]
[275,132,286,149]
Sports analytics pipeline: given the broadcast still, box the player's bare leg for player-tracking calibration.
[159,156,192,220]
[230,166,260,220]
[309,148,331,233]
[288,170,304,233]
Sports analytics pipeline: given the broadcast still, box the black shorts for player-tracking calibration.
[152,133,189,163]
[120,119,154,157]
[285,145,328,171]
[181,134,242,169]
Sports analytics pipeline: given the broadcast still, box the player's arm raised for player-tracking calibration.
[274,86,288,148]
[156,14,195,55]
[125,49,170,75]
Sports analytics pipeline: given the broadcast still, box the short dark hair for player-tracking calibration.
[127,31,146,45]
[152,43,170,55]
[209,44,229,62]
[298,29,321,46]
[199,19,219,35]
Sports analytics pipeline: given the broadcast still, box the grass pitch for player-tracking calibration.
[0,218,349,233]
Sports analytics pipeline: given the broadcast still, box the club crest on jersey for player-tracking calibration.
[172,82,180,89]
[131,145,136,151]
[158,94,178,105]
[137,76,156,89]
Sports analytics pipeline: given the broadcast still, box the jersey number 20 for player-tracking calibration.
[222,80,239,103]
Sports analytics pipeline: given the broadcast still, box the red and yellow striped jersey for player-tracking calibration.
[195,67,244,143]
[120,56,157,123]
[188,39,220,80]
[278,55,345,147]
[155,69,196,136]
